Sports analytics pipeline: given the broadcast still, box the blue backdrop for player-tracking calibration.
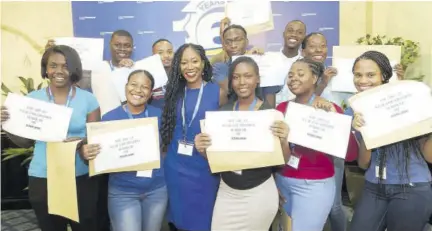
[71,1,339,66]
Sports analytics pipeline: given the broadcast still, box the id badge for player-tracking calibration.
[375,166,387,180]
[178,140,194,156]
[136,170,153,178]
[287,155,300,169]
[232,170,242,175]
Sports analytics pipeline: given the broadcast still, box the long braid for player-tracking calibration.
[161,43,213,151]
[353,51,424,185]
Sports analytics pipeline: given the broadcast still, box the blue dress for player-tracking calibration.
[164,82,221,231]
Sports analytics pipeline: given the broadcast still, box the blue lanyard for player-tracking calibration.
[109,60,115,71]
[289,94,316,150]
[234,98,258,111]
[123,105,148,119]
[48,86,73,107]
[181,83,204,141]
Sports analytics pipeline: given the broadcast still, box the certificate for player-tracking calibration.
[90,124,159,174]
[205,110,275,152]
[111,68,131,102]
[232,53,289,87]
[87,117,160,176]
[3,93,72,142]
[111,54,168,102]
[331,45,401,93]
[201,109,285,173]
[225,0,274,35]
[134,54,168,90]
[284,102,353,159]
[348,80,432,149]
[55,37,104,71]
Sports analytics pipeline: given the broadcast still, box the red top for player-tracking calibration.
[277,101,359,180]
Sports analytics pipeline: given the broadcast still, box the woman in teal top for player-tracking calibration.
[348,51,432,231]
[1,45,100,231]
[81,70,167,231]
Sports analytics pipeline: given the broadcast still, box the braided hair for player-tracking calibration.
[292,58,325,84]
[352,50,393,83]
[227,56,262,101]
[161,43,213,151]
[353,50,424,184]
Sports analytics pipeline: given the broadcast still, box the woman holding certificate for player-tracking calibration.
[80,70,167,231]
[275,58,359,231]
[161,43,227,231]
[195,56,289,230]
[1,45,101,231]
[347,51,432,231]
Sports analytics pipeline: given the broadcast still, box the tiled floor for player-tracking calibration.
[2,208,431,231]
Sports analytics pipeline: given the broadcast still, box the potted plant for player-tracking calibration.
[355,34,425,81]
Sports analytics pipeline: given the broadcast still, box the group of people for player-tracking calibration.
[1,15,432,231]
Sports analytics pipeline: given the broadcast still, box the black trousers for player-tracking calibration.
[28,175,98,231]
[96,174,110,231]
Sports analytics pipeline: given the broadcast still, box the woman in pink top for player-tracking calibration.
[275,58,358,231]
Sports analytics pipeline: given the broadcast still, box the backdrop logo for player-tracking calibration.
[173,1,225,53]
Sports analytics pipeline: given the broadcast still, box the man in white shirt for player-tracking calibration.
[275,20,306,106]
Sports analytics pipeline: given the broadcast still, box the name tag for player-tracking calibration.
[232,170,242,175]
[136,170,153,178]
[375,166,387,180]
[178,141,194,156]
[287,155,300,169]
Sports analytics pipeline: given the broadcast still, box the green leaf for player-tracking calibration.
[1,82,12,95]
[21,155,33,166]
[2,153,23,161]
[27,78,35,92]
[37,82,43,90]
[18,76,28,86]
[2,147,33,156]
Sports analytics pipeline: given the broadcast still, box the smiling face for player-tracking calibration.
[153,41,174,69]
[110,35,133,64]
[46,52,70,88]
[287,61,318,96]
[180,46,204,85]
[353,59,384,92]
[302,34,328,63]
[283,21,306,49]
[125,72,153,107]
[231,62,259,99]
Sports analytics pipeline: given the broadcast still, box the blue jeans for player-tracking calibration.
[276,174,336,231]
[350,181,432,231]
[328,158,347,231]
[108,185,168,231]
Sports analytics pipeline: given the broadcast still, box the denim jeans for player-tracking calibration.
[275,174,336,231]
[108,185,168,231]
[328,158,347,231]
[350,181,432,231]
